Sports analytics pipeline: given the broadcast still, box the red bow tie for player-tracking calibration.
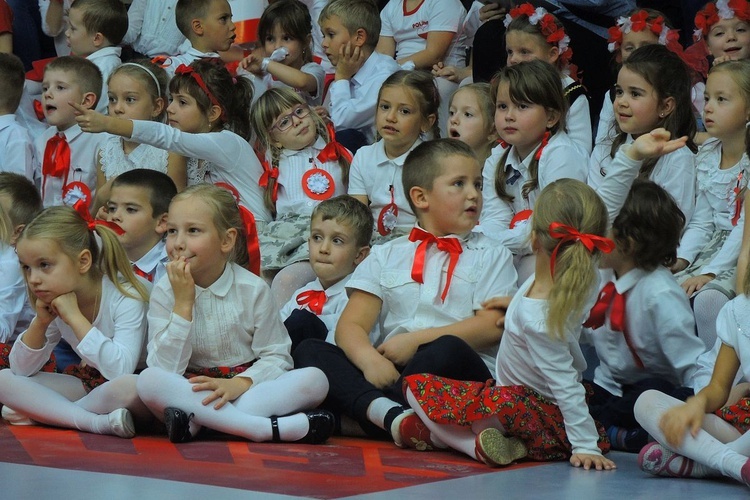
[133,265,154,283]
[583,281,644,368]
[296,290,326,315]
[408,227,463,302]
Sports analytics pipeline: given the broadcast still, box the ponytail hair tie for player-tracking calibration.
[72,199,125,235]
[174,63,227,121]
[548,221,614,277]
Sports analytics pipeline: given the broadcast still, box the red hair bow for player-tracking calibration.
[548,222,614,277]
[214,182,261,276]
[317,122,353,163]
[258,155,279,203]
[72,199,125,235]
[174,64,227,121]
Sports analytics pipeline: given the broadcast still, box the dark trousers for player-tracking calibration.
[293,335,492,438]
[587,377,694,429]
[284,309,328,354]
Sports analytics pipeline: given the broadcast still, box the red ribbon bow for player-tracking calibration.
[548,222,615,278]
[317,122,353,164]
[214,182,261,276]
[72,199,125,235]
[42,133,70,178]
[174,63,227,121]
[408,226,463,302]
[258,156,279,203]
[583,281,644,368]
[296,289,327,315]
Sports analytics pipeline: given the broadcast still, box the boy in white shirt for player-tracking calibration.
[0,54,34,180]
[318,0,400,151]
[280,195,373,353]
[103,169,177,289]
[293,139,517,442]
[35,56,107,208]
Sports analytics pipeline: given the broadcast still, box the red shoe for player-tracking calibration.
[393,411,435,451]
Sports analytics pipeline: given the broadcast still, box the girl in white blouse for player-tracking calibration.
[0,204,149,437]
[136,184,333,444]
[404,179,616,471]
[250,87,350,305]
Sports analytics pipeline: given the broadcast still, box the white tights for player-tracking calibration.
[693,289,729,350]
[0,369,148,435]
[634,390,749,482]
[136,366,329,442]
[270,262,317,310]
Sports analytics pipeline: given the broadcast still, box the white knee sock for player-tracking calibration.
[634,390,747,481]
[693,289,729,350]
[0,369,128,436]
[270,262,317,310]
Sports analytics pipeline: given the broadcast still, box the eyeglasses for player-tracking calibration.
[272,105,310,132]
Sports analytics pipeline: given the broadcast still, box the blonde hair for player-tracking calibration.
[250,86,350,216]
[709,60,750,158]
[170,184,249,268]
[18,206,148,302]
[449,83,496,157]
[532,179,608,340]
[0,203,11,245]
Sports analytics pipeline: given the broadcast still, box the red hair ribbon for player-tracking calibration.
[317,122,353,163]
[296,289,326,315]
[258,155,279,203]
[72,199,125,235]
[534,130,550,161]
[408,226,463,302]
[174,64,227,121]
[548,222,614,278]
[583,281,644,368]
[214,182,261,276]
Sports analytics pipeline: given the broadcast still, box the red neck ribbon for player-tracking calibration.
[133,265,154,283]
[408,226,463,302]
[317,122,353,163]
[296,290,326,315]
[43,133,70,178]
[548,222,615,278]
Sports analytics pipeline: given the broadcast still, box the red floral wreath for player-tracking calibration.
[694,0,750,41]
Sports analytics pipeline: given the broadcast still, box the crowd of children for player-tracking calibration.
[0,0,750,490]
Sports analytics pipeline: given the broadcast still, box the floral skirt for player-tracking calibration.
[0,343,58,373]
[715,396,750,433]
[184,360,255,380]
[62,364,107,393]
[259,213,311,270]
[405,374,610,461]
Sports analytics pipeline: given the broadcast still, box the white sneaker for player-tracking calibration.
[1,405,34,426]
[108,408,135,438]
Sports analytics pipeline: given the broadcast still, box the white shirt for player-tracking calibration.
[496,275,603,457]
[87,46,122,114]
[587,267,704,397]
[677,138,748,273]
[595,91,615,145]
[347,229,517,374]
[478,132,588,254]
[35,124,108,207]
[122,0,186,58]
[0,244,33,343]
[0,114,35,179]
[10,277,147,379]
[327,51,401,144]
[261,62,327,107]
[38,0,71,56]
[162,44,220,78]
[298,0,333,75]
[274,136,347,218]
[130,121,272,226]
[279,277,353,344]
[380,0,467,68]
[132,239,169,292]
[588,138,697,224]
[348,138,422,233]
[147,263,292,384]
[563,75,592,154]
[99,136,169,181]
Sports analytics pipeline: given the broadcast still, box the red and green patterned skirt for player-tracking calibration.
[184,361,255,380]
[404,374,610,461]
[716,397,750,433]
[0,343,58,374]
[62,364,107,393]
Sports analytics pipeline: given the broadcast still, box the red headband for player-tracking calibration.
[72,199,125,235]
[548,222,614,277]
[174,64,227,122]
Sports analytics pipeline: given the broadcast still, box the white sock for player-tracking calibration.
[366,397,402,431]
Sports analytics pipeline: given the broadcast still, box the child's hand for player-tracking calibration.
[239,48,263,75]
[362,354,400,389]
[377,334,420,367]
[70,102,110,133]
[33,297,57,325]
[312,105,329,121]
[659,398,704,448]
[570,453,616,470]
[482,296,512,327]
[335,42,366,81]
[95,204,109,221]
[432,62,460,83]
[680,273,714,296]
[50,291,83,324]
[625,128,687,162]
[713,55,733,65]
[190,375,253,410]
[670,258,689,274]
[479,2,508,22]
[167,257,195,320]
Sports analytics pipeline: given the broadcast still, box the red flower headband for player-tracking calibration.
[694,0,750,41]
[607,10,676,53]
[504,3,573,72]
[174,64,227,122]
